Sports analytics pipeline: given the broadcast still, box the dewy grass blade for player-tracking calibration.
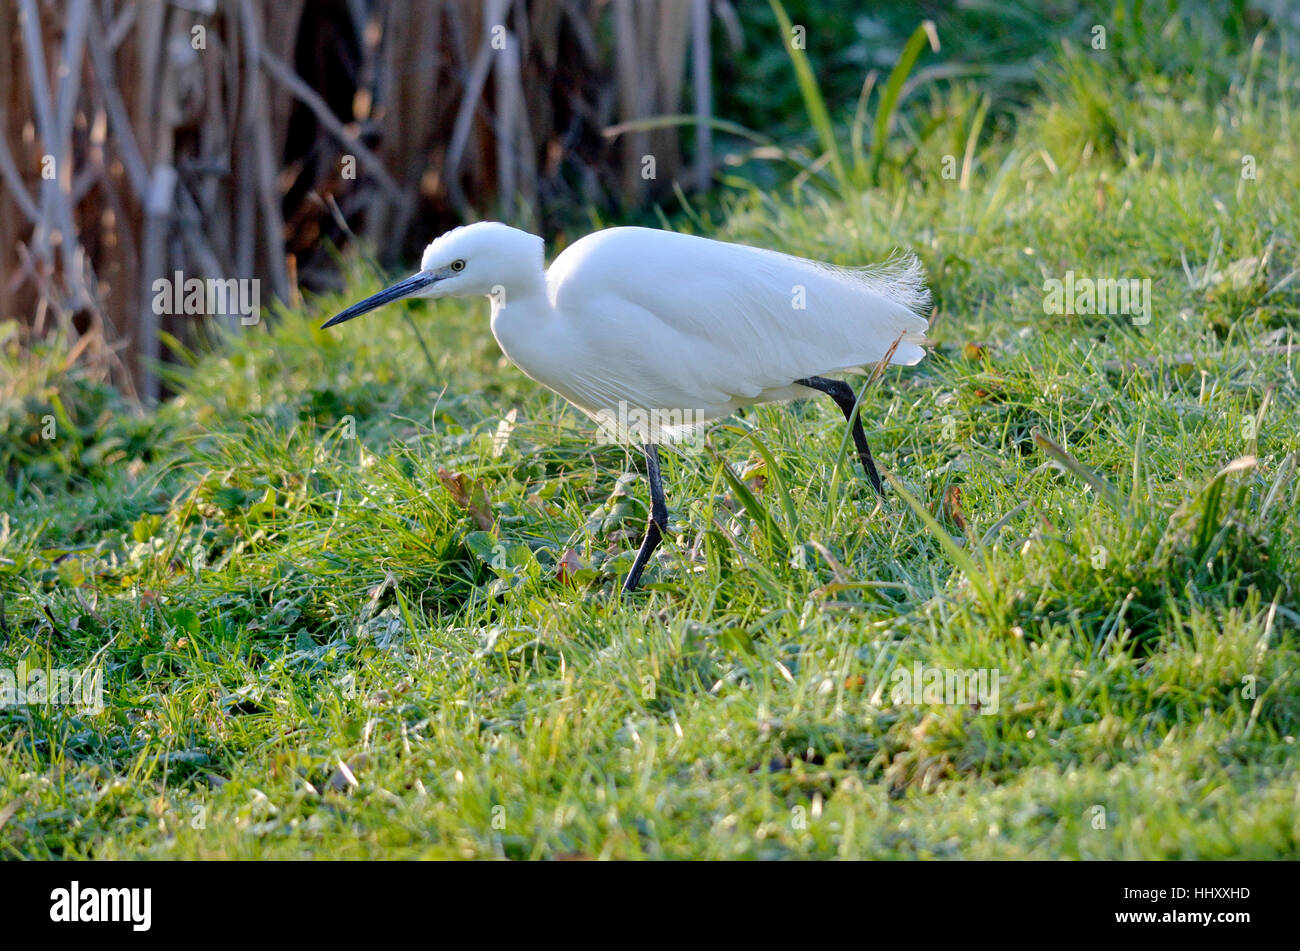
[1032,429,1123,512]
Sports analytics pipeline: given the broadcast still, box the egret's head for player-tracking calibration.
[321,222,543,328]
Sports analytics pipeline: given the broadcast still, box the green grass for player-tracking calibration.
[2,1,1299,858]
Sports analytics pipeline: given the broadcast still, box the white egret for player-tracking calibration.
[323,223,930,592]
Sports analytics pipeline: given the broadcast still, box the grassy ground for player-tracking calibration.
[3,3,1299,858]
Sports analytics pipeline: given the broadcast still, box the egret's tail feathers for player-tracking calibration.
[832,249,931,365]
[766,244,932,369]
[846,249,932,325]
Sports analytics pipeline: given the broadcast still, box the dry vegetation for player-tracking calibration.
[2,0,711,400]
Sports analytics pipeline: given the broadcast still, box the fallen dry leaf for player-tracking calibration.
[437,468,494,530]
[943,485,967,532]
[556,548,586,584]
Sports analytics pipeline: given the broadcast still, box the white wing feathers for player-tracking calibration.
[548,227,930,419]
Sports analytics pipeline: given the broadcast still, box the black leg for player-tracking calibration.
[622,443,670,593]
[795,376,884,495]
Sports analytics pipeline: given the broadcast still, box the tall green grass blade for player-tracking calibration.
[708,445,789,560]
[717,424,798,533]
[850,70,879,183]
[604,114,781,147]
[768,0,850,198]
[960,93,991,190]
[868,21,939,186]
[1196,456,1256,560]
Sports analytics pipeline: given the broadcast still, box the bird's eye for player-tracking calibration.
[450,259,466,272]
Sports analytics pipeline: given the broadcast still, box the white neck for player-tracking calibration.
[488,278,580,399]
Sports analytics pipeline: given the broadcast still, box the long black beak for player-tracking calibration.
[321,272,439,328]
